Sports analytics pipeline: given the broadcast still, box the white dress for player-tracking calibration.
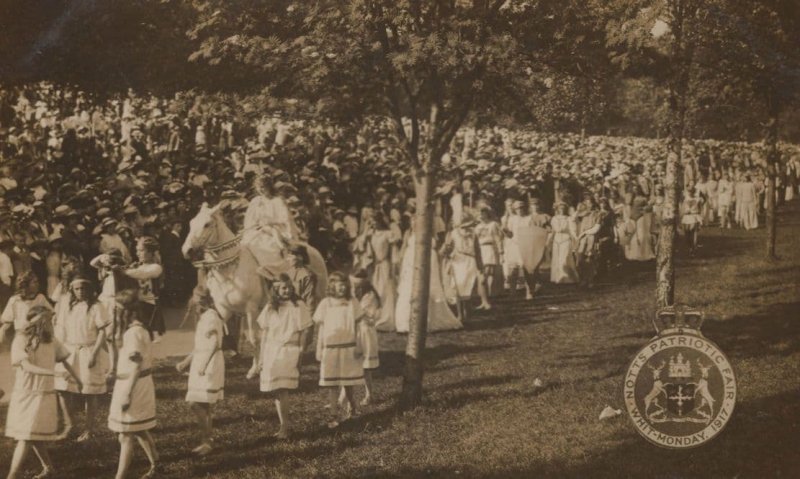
[445,229,480,298]
[243,196,328,297]
[549,215,578,284]
[186,310,226,403]
[242,195,298,278]
[370,230,396,332]
[475,221,503,267]
[5,336,72,441]
[108,323,156,433]
[258,301,311,392]
[739,182,759,230]
[395,234,462,333]
[54,302,110,394]
[357,291,380,370]
[507,214,549,273]
[1,294,53,331]
[313,298,365,387]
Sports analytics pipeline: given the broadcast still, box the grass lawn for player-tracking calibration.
[2,202,799,478]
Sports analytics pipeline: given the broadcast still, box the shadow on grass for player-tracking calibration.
[377,343,515,377]
[369,388,800,479]
[704,300,800,360]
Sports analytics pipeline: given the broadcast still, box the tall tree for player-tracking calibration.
[709,0,800,258]
[600,0,705,307]
[187,0,604,409]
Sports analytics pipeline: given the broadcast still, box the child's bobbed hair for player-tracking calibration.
[326,271,351,299]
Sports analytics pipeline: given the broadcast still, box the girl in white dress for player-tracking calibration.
[54,276,110,442]
[350,269,381,406]
[0,272,52,343]
[313,272,365,428]
[5,306,81,479]
[256,274,312,439]
[108,290,158,479]
[176,289,225,455]
[475,206,504,296]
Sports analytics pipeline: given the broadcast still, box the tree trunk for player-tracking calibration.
[399,166,435,411]
[656,0,694,309]
[765,110,780,259]
[656,123,682,308]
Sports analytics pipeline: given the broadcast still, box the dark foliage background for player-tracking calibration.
[2,0,797,142]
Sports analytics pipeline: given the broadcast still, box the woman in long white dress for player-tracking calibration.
[242,174,299,279]
[623,187,656,261]
[394,224,462,333]
[549,203,578,284]
[362,215,397,332]
[739,174,759,230]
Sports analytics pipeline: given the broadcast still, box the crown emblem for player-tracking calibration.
[653,304,704,334]
[668,353,692,378]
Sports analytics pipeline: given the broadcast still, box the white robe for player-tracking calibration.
[242,195,298,277]
[395,234,462,333]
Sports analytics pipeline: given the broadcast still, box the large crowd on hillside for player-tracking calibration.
[1,82,799,478]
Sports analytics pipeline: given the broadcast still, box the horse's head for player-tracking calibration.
[182,202,223,259]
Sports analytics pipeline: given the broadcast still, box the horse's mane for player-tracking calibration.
[220,208,242,234]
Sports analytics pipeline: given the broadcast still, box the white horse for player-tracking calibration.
[182,202,327,377]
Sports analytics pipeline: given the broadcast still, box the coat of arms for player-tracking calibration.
[624,305,737,449]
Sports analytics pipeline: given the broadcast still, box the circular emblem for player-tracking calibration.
[624,330,737,449]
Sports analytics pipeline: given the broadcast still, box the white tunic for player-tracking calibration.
[54,302,110,394]
[6,336,72,441]
[108,323,156,433]
[1,294,53,331]
[186,310,226,403]
[313,298,365,387]
[243,195,298,277]
[258,301,311,392]
[370,230,396,332]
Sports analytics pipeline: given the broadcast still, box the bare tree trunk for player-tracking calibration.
[656,117,682,308]
[765,109,780,259]
[399,166,435,411]
[656,1,693,309]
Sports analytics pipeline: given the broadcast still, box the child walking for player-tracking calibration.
[176,288,226,455]
[257,274,313,439]
[0,272,52,343]
[350,269,380,406]
[54,275,110,442]
[313,272,365,428]
[108,289,159,479]
[5,306,81,479]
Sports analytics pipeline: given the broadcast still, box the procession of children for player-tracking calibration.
[1,243,384,479]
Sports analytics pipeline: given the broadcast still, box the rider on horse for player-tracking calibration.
[242,173,300,280]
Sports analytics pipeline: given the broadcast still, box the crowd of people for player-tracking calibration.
[2,82,799,478]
